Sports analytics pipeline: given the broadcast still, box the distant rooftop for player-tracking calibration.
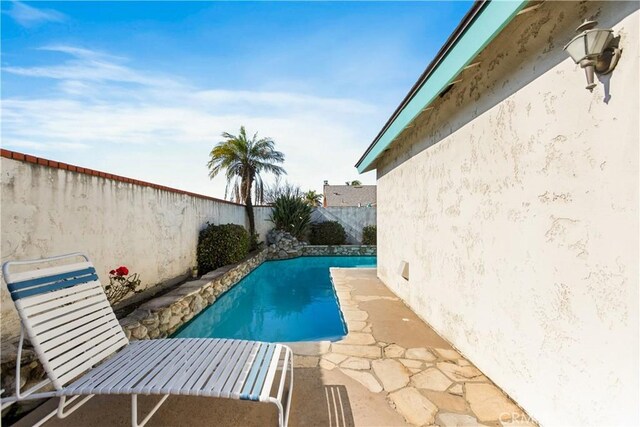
[323,183,376,207]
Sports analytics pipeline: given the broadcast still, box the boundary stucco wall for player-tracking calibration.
[253,206,274,244]
[0,157,249,341]
[312,207,377,244]
[375,2,638,426]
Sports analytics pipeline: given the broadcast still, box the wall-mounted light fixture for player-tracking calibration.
[563,20,621,91]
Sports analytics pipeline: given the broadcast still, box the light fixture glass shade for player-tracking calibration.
[564,29,613,63]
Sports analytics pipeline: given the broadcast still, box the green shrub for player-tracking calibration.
[269,194,312,240]
[310,221,346,245]
[197,223,249,273]
[362,225,377,245]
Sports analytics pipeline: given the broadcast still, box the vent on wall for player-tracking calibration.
[398,261,409,281]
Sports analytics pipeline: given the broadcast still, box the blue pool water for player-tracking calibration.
[174,256,376,342]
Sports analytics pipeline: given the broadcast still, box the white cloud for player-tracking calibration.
[3,139,90,151]
[192,90,376,115]
[4,45,180,88]
[2,45,378,198]
[40,45,119,59]
[3,1,66,27]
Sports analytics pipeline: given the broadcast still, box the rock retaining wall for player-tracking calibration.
[119,249,268,340]
[119,239,376,341]
[266,229,307,259]
[301,245,376,256]
[266,229,376,259]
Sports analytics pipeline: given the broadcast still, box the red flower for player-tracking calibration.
[115,266,129,276]
[109,269,116,275]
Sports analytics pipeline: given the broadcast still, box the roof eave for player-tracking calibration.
[355,0,528,174]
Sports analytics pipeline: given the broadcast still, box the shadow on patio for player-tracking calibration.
[13,367,370,427]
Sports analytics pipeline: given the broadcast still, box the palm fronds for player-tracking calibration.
[207,125,286,204]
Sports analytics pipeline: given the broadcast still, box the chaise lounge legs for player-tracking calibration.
[131,394,170,427]
[57,395,94,419]
[283,355,294,427]
[128,351,293,427]
[266,346,294,427]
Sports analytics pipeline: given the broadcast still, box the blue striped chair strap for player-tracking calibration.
[9,267,98,301]
[240,343,270,400]
[247,344,276,401]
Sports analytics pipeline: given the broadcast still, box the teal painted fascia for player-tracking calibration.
[357,0,527,173]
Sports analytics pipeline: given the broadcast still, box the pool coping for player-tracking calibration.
[118,246,378,341]
[172,255,375,340]
[286,268,537,426]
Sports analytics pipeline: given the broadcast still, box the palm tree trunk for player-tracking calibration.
[243,175,256,248]
[246,195,255,239]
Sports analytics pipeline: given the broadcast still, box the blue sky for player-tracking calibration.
[2,1,471,198]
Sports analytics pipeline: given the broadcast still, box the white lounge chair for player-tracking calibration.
[1,253,293,427]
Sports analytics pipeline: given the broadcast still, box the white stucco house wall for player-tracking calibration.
[356,1,639,426]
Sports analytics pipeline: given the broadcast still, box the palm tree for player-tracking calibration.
[304,190,322,207]
[345,180,362,186]
[207,126,285,244]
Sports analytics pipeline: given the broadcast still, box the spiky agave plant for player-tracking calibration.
[269,194,312,240]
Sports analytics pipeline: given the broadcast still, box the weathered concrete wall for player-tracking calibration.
[253,206,377,244]
[254,206,274,244]
[0,158,249,341]
[375,2,638,426]
[312,207,376,244]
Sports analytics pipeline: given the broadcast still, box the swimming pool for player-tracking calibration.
[174,256,376,342]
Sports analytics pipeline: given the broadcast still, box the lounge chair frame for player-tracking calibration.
[1,253,293,427]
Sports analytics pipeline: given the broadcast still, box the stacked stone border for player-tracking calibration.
[266,229,376,260]
[119,249,268,340]
[120,242,376,340]
[302,245,376,257]
[269,244,377,260]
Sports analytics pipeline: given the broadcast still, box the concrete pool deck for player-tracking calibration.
[14,268,534,427]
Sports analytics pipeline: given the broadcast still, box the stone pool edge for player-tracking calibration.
[119,245,377,341]
[119,249,269,340]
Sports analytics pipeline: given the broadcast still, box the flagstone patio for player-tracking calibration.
[15,268,535,427]
[288,268,535,427]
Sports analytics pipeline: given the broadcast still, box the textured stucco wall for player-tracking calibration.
[312,207,377,244]
[253,206,274,243]
[0,158,249,341]
[375,2,638,426]
[253,206,377,244]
